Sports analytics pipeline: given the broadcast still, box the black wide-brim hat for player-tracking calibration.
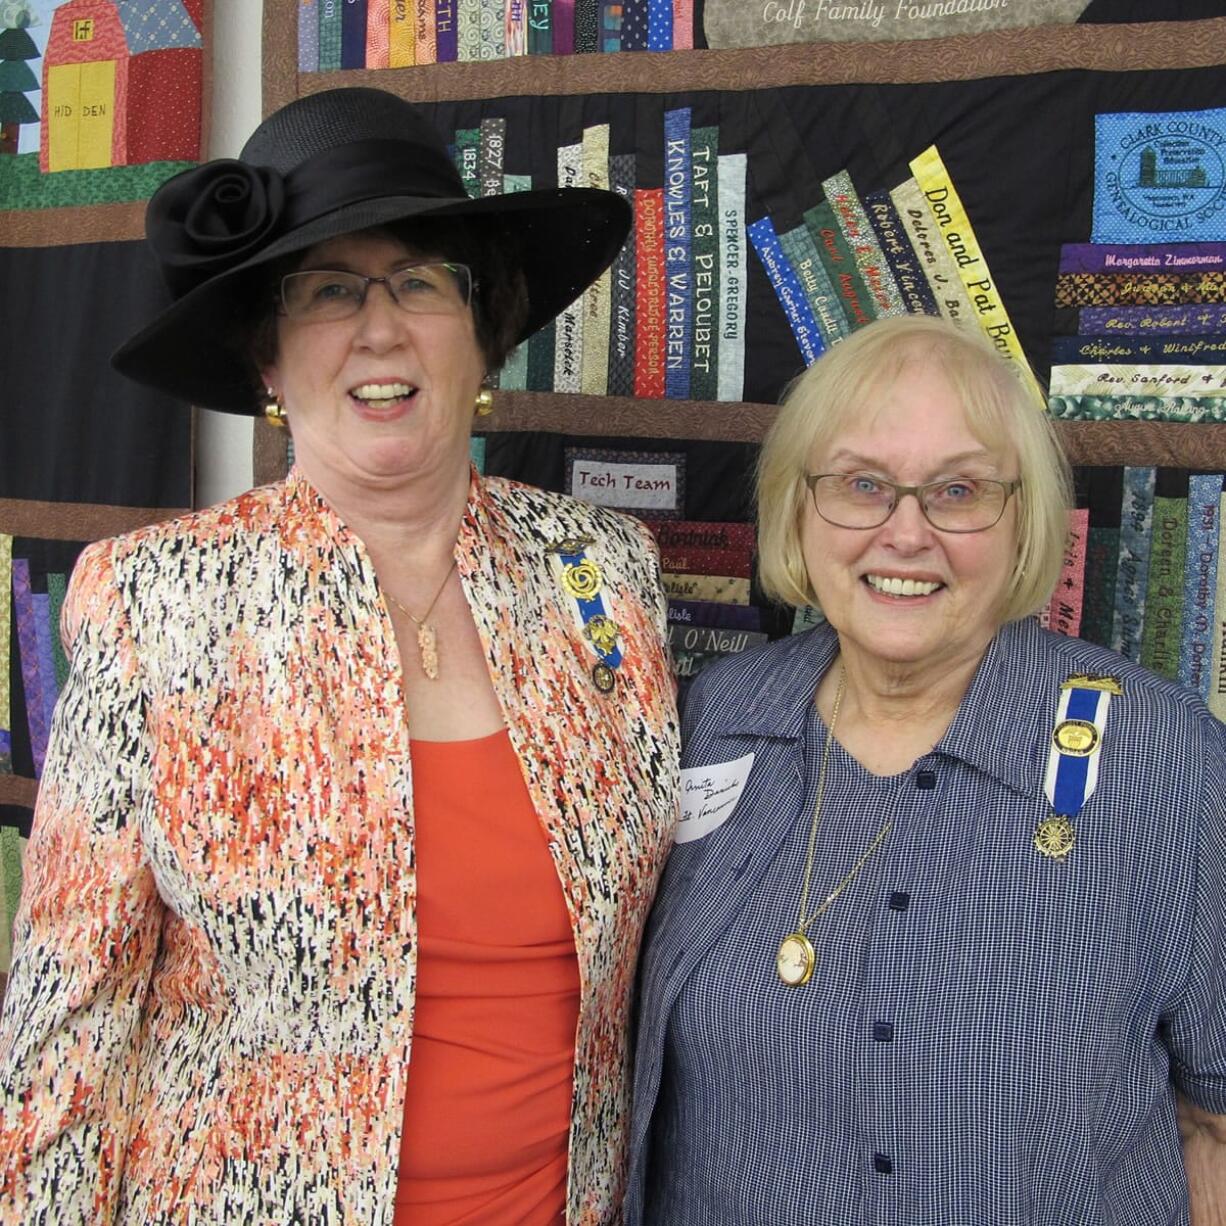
[112,86,631,415]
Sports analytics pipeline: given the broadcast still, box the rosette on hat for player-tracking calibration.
[148,161,287,297]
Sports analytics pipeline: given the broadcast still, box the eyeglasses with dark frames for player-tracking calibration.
[277,262,475,322]
[804,473,1021,533]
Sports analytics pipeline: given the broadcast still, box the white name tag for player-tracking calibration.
[570,459,681,511]
[675,752,755,844]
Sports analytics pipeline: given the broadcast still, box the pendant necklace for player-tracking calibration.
[776,665,895,988]
[386,558,458,681]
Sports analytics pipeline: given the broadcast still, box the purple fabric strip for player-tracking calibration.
[1060,242,1226,275]
[435,0,458,60]
[12,559,50,777]
[552,0,575,52]
[1080,304,1226,335]
[33,593,59,745]
[668,599,762,632]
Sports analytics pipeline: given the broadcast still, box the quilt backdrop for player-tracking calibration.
[256,3,1226,594]
[0,0,203,994]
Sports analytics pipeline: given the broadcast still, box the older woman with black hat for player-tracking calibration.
[0,87,678,1225]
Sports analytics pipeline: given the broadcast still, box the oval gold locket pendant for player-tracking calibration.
[776,931,816,987]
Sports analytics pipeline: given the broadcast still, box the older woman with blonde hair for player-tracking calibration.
[626,313,1226,1225]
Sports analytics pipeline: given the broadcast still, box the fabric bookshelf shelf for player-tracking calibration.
[253,0,1226,708]
[262,12,1226,108]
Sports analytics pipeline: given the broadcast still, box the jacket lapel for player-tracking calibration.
[454,474,589,835]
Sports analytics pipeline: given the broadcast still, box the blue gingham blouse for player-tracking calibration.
[629,617,1226,1226]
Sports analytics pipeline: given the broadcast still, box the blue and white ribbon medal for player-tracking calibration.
[550,536,624,694]
[1037,673,1122,861]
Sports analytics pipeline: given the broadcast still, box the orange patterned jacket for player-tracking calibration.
[0,468,680,1225]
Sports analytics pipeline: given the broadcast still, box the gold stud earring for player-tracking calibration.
[263,387,287,428]
[474,387,495,417]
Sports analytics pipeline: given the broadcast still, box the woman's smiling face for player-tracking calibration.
[261,229,485,500]
[800,355,1020,676]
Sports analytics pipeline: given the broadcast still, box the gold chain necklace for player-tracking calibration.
[776,666,895,987]
[385,558,458,681]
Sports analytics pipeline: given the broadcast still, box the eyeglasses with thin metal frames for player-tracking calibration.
[804,473,1021,533]
[276,262,475,322]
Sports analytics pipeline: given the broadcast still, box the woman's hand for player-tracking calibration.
[1180,1094,1226,1225]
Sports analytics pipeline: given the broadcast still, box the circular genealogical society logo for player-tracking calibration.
[1102,114,1226,236]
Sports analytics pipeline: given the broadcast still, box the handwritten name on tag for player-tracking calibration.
[676,753,755,844]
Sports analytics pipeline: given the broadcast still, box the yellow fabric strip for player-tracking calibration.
[581,124,612,397]
[909,146,1045,407]
[390,0,415,65]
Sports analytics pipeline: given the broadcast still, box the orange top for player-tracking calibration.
[395,730,580,1225]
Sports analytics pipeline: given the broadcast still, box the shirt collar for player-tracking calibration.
[932,618,1045,800]
[721,618,1044,800]
[719,624,841,742]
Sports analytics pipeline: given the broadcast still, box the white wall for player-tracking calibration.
[195,0,264,507]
